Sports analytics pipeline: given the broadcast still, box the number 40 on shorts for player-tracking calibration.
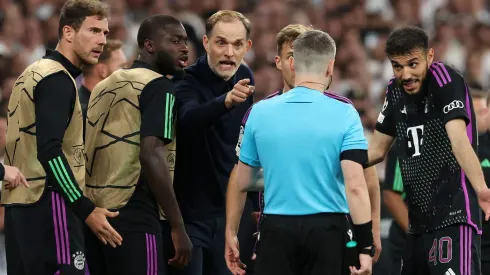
[429,237,452,265]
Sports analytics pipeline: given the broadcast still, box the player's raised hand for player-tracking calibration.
[169,226,193,268]
[350,254,372,275]
[477,187,490,221]
[85,207,123,248]
[224,78,255,109]
[225,230,247,275]
[3,165,29,190]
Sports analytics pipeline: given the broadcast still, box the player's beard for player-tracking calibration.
[154,50,183,78]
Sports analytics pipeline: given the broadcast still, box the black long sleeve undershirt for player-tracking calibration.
[35,72,95,221]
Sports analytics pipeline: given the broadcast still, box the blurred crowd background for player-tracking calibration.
[0,0,490,273]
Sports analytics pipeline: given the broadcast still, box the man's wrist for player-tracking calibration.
[474,182,487,195]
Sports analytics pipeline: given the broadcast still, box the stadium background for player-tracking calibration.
[0,0,490,273]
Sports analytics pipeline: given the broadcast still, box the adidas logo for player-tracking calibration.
[482,159,490,168]
[445,268,456,275]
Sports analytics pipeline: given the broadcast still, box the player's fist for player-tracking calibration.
[85,207,123,248]
[224,78,255,109]
[169,226,193,268]
[3,165,29,190]
[350,253,372,275]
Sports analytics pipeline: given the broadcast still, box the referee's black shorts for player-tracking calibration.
[4,190,87,275]
[253,213,356,275]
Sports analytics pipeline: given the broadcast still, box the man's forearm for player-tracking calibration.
[365,167,380,233]
[383,192,409,233]
[142,150,184,229]
[452,138,487,194]
[226,166,247,234]
[178,93,229,133]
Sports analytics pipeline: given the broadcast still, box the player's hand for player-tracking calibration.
[224,79,255,109]
[3,165,28,190]
[225,230,247,275]
[350,253,372,275]
[169,226,192,268]
[85,207,122,248]
[477,187,490,221]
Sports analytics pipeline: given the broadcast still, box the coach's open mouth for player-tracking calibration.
[218,60,236,70]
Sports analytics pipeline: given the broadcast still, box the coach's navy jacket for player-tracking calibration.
[174,54,257,220]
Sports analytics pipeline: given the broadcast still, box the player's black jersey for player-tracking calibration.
[376,62,481,234]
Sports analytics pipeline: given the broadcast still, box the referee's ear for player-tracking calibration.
[326,59,335,78]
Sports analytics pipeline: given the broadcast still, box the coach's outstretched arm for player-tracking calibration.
[35,73,122,248]
[176,78,254,133]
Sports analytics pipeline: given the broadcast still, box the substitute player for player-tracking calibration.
[368,26,490,275]
[84,15,192,274]
[225,23,381,274]
[3,1,122,275]
[230,30,374,275]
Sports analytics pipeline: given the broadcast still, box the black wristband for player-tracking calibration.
[353,221,373,249]
[71,196,96,221]
[0,163,5,181]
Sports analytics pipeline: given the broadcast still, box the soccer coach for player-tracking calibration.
[229,30,374,275]
[172,10,258,275]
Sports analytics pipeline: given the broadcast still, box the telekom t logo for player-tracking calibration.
[407,125,424,157]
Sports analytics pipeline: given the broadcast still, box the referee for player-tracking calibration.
[230,30,374,275]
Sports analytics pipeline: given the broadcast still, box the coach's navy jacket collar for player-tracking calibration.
[43,49,82,79]
[186,55,236,96]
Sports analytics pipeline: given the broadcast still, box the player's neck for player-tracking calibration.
[282,80,292,93]
[55,42,82,68]
[81,75,101,92]
[294,74,328,92]
[137,53,157,70]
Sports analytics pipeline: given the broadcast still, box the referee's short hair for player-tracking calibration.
[293,30,336,74]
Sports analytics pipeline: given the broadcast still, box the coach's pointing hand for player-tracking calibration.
[86,207,123,248]
[224,78,255,109]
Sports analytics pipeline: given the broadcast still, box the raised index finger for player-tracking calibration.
[237,78,250,86]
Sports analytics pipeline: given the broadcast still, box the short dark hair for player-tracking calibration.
[58,0,109,39]
[137,15,182,49]
[205,10,252,39]
[385,26,429,57]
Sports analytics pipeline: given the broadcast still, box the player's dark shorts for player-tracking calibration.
[4,190,87,275]
[253,213,355,275]
[401,224,481,275]
[85,225,164,275]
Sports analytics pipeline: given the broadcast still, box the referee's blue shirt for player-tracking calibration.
[239,86,368,215]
